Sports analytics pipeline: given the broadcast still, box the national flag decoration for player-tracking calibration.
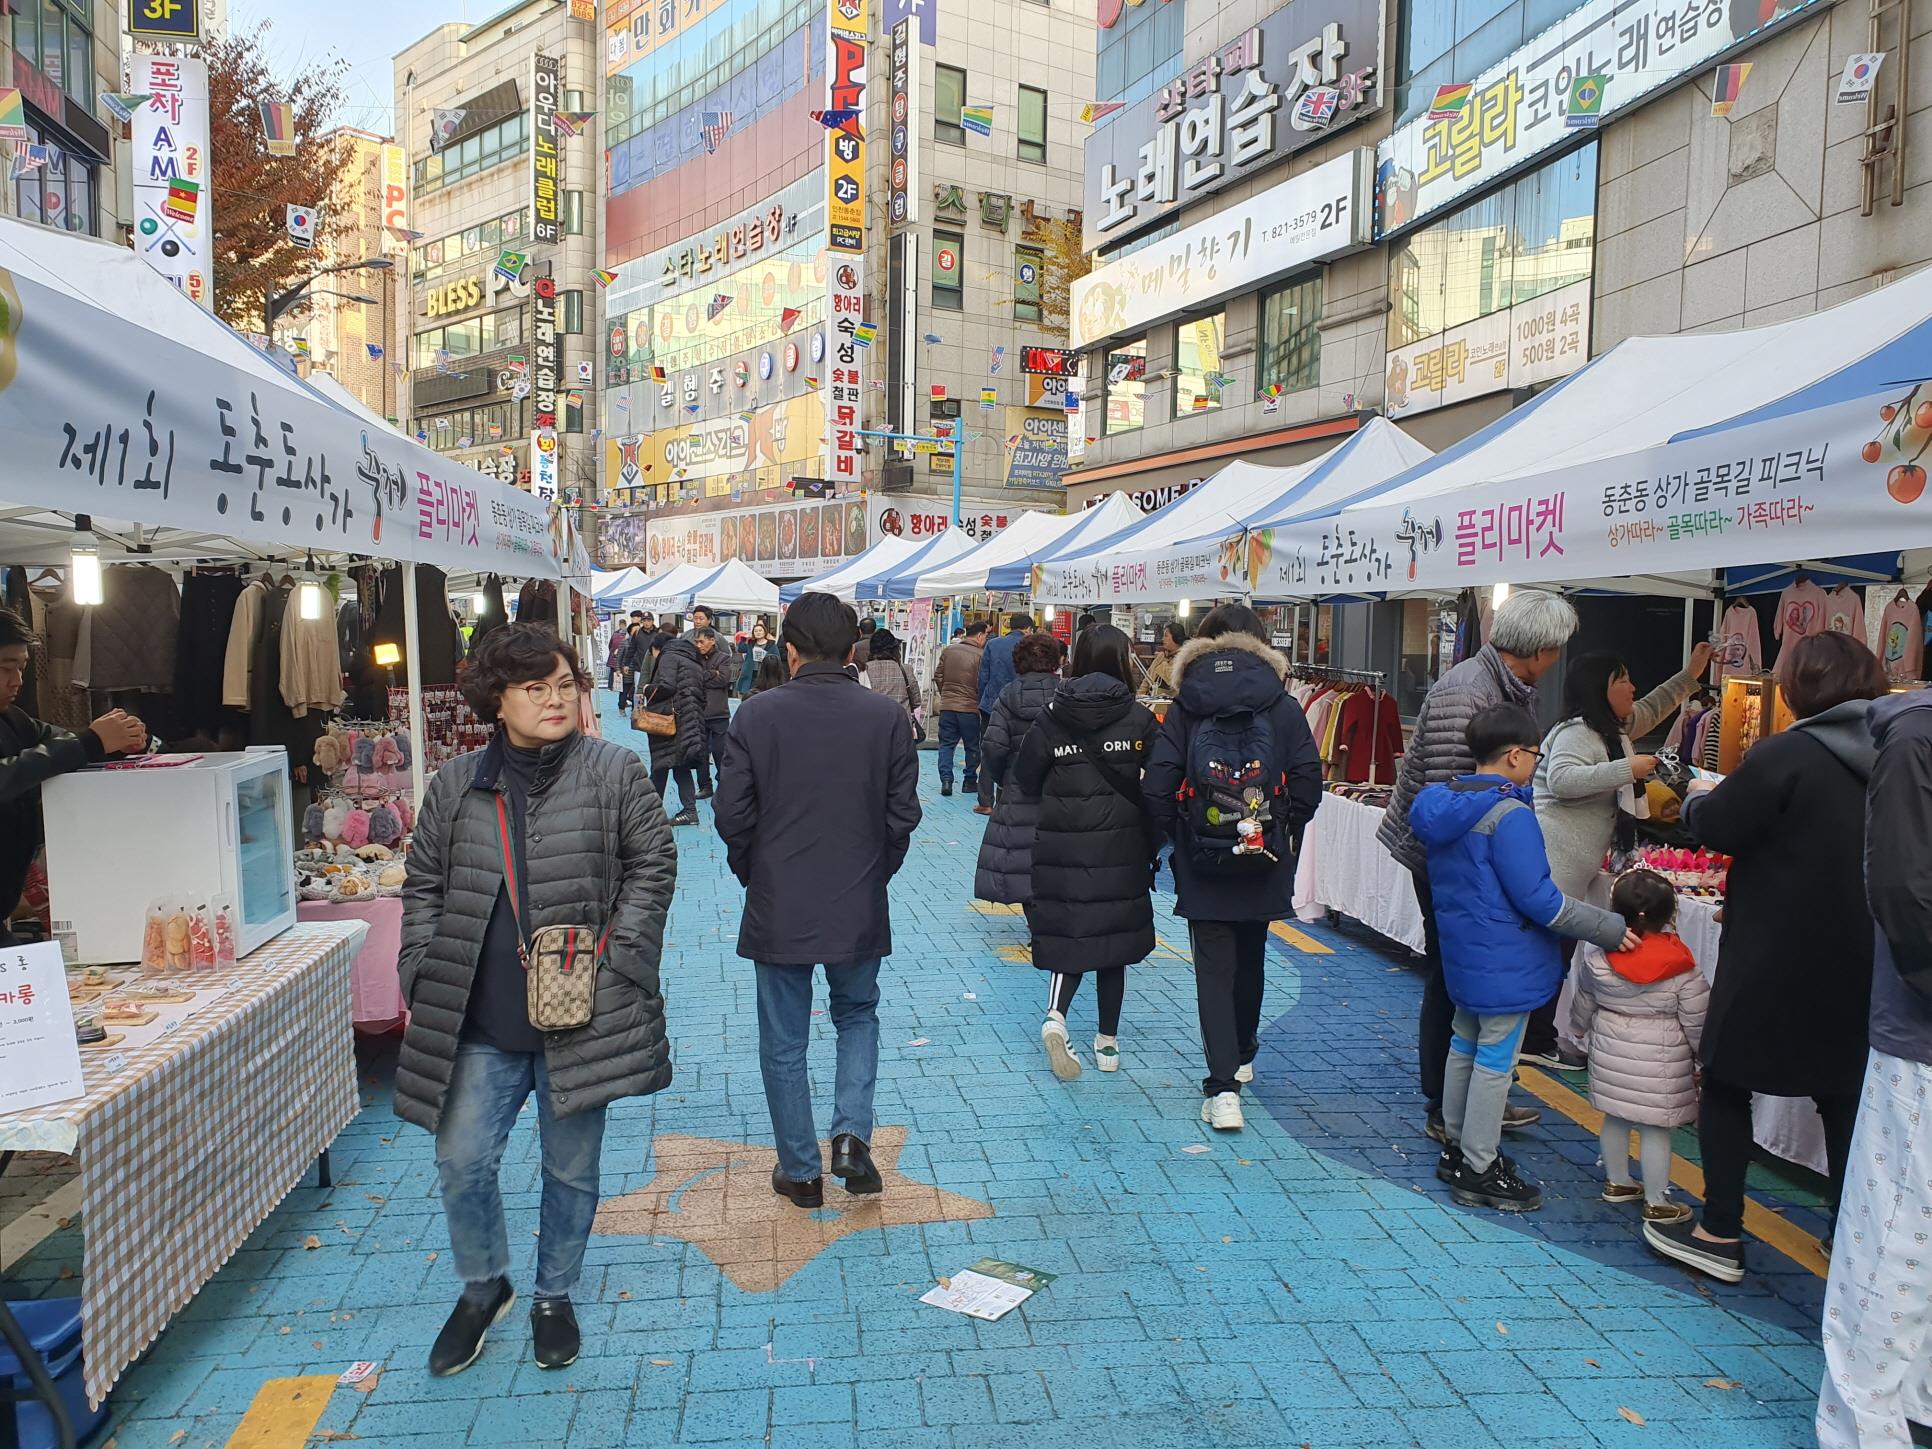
[429,108,466,151]
[1564,72,1609,129]
[259,100,296,156]
[685,403,701,415]
[699,109,735,153]
[285,204,317,249]
[1427,83,1472,120]
[804,375,821,389]
[387,224,424,243]
[163,177,201,223]
[99,92,151,126]
[494,250,529,283]
[8,142,48,182]
[922,332,943,345]
[779,307,801,332]
[1080,100,1125,123]
[0,89,26,142]
[979,387,997,410]
[1711,62,1753,117]
[1263,382,1285,399]
[1292,86,1339,130]
[507,354,527,373]
[291,337,311,358]
[593,268,619,288]
[809,108,862,138]
[650,364,668,383]
[961,105,994,136]
[706,292,733,322]
[565,390,584,409]
[554,109,597,138]
[930,383,947,402]
[365,343,384,360]
[852,322,877,348]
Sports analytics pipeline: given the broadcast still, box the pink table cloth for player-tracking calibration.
[297,896,406,1031]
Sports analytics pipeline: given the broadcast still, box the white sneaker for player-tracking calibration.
[1235,1062,1254,1085]
[1201,1092,1244,1130]
[1093,1035,1120,1072]
[1042,1015,1081,1080]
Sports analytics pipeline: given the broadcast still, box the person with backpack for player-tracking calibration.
[1011,624,1159,1080]
[1144,604,1323,1131]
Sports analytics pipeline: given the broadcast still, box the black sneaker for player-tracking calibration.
[1435,1145,1465,1184]
[1517,1048,1567,1072]
[1643,1216,1745,1283]
[530,1297,579,1369]
[429,1278,515,1376]
[941,783,954,797]
[1449,1154,1544,1212]
[1425,1110,1448,1145]
[963,777,979,791]
[696,787,714,800]
[670,808,700,826]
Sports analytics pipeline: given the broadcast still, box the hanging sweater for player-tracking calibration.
[1878,592,1923,682]
[74,564,180,692]
[1823,585,1866,641]
[1713,601,1761,679]
[222,579,268,708]
[280,595,346,718]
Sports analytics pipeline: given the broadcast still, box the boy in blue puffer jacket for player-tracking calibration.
[1410,704,1634,1211]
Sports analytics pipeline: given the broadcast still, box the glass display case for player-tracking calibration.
[1716,674,1796,774]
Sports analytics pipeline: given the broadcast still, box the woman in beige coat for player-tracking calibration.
[1570,870,1709,1225]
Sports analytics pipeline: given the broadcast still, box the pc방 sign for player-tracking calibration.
[1071,149,1373,349]
[1082,0,1384,250]
[380,143,410,253]
[1376,0,1826,235]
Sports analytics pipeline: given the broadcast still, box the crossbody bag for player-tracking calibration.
[494,793,609,1030]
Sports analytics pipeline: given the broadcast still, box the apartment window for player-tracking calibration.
[560,289,584,335]
[411,305,526,369]
[1013,245,1043,322]
[1018,85,1047,164]
[414,111,528,194]
[1103,336,1146,435]
[1174,312,1226,417]
[935,65,966,146]
[1257,276,1322,397]
[12,0,92,108]
[10,119,94,234]
[563,190,585,235]
[932,230,964,310]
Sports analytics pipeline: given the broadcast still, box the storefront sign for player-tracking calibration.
[1083,476,1205,512]
[1022,346,1077,375]
[1082,0,1384,250]
[532,428,559,501]
[884,0,934,44]
[654,199,794,293]
[0,940,84,1114]
[825,0,868,493]
[531,274,561,430]
[530,53,562,244]
[127,0,200,42]
[1384,277,1590,418]
[129,56,213,310]
[875,498,1013,542]
[1071,148,1372,349]
[423,275,487,318]
[1006,409,1068,491]
[638,494,875,576]
[1376,0,1825,235]
[1026,373,1069,407]
[380,143,410,253]
[888,17,920,227]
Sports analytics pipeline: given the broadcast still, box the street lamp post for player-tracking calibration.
[266,256,394,331]
[855,425,964,525]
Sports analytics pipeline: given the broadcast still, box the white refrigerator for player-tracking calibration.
[42,750,299,965]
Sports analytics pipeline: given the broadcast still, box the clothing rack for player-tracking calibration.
[1290,664,1394,787]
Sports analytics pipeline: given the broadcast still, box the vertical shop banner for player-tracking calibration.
[825,0,868,490]
[888,17,920,228]
[531,53,563,245]
[128,56,213,311]
[380,143,410,254]
[532,272,562,500]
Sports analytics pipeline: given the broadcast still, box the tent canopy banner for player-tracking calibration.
[0,220,559,578]
[979,491,1146,591]
[782,533,918,603]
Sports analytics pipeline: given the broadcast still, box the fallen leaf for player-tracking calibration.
[1237,1159,1253,1166]
[1585,1359,1601,1368]
[58,1266,73,1280]
[936,1276,952,1289]
[1221,1235,1232,1244]
[1617,1407,1646,1427]
[314,1431,359,1442]
[618,1291,632,1300]
[365,1194,386,1205]
[425,1252,438,1263]
[56,1216,71,1229]
[1703,1379,1741,1391]
[313,1341,324,1350]
[353,1372,381,1394]
[1495,1322,1509,1335]
[170,1434,186,1445]
[650,1358,673,1366]
[278,1326,291,1335]
[302,1235,322,1250]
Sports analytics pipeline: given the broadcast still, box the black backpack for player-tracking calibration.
[1175,705,1289,873]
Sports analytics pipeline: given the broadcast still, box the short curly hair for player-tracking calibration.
[461,623,589,723]
[1013,631,1064,675]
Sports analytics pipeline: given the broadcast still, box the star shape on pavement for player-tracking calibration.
[591,1125,992,1292]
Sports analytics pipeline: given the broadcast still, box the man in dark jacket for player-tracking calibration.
[932,620,986,797]
[1816,688,1932,1448]
[1376,588,1577,1142]
[0,607,145,941]
[692,627,736,797]
[977,613,1033,718]
[713,592,922,1208]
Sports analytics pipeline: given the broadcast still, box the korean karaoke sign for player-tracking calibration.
[1376,0,1825,234]
[531,52,562,245]
[1082,0,1385,250]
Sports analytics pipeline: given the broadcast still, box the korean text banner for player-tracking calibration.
[128,56,213,311]
[1071,150,1371,349]
[531,53,562,245]
[824,0,868,491]
[1377,0,1825,235]
[0,252,558,579]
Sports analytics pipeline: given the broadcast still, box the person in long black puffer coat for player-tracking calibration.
[641,633,706,825]
[973,633,1066,903]
[1012,623,1158,1082]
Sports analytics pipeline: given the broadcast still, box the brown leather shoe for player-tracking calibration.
[770,1165,824,1208]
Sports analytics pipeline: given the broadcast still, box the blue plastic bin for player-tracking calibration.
[1,1298,107,1449]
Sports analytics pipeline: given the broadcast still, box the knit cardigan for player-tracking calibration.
[1532,668,1698,899]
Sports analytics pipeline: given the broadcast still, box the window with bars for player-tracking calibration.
[1257,277,1322,398]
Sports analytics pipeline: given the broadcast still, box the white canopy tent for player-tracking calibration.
[591,566,651,603]
[852,527,979,601]
[780,534,918,603]
[910,497,1144,599]
[637,558,781,613]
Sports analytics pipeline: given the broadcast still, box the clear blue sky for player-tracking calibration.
[242,0,475,137]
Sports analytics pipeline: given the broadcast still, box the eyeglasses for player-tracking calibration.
[513,679,581,705]
[1515,746,1544,759]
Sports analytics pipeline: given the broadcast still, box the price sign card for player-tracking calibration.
[0,940,86,1113]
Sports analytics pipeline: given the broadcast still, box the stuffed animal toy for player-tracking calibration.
[391,795,414,833]
[312,734,343,775]
[341,808,372,848]
[322,804,348,843]
[303,803,326,843]
[367,804,403,847]
[352,734,377,772]
[393,729,413,767]
[355,843,394,862]
[372,735,403,771]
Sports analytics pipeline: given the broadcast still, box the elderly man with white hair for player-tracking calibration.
[1378,587,1580,1145]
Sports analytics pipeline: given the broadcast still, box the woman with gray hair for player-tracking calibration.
[1378,587,1579,1145]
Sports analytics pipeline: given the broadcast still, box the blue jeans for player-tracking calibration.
[435,1040,608,1301]
[936,710,981,786]
[754,958,882,1182]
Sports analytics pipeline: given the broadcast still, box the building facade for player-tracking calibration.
[4,0,125,240]
[393,0,604,501]
[300,127,406,423]
[593,0,1096,582]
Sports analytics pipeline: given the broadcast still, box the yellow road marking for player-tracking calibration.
[1152,934,1193,963]
[1268,922,1333,955]
[223,1375,338,1448]
[969,901,1025,916]
[996,944,1032,964]
[1514,1066,1827,1279]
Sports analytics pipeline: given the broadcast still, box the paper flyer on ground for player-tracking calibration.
[920,1259,1057,1320]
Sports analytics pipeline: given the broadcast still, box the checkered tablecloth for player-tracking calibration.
[0,920,365,1408]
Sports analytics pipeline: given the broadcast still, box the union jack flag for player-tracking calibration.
[699,110,734,154]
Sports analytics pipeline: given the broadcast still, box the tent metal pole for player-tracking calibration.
[402,562,429,810]
[1682,597,1694,663]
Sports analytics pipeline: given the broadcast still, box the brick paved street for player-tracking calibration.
[2,703,1832,1448]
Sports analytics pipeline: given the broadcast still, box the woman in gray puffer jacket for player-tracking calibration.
[400,624,676,1377]
[973,633,1064,902]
